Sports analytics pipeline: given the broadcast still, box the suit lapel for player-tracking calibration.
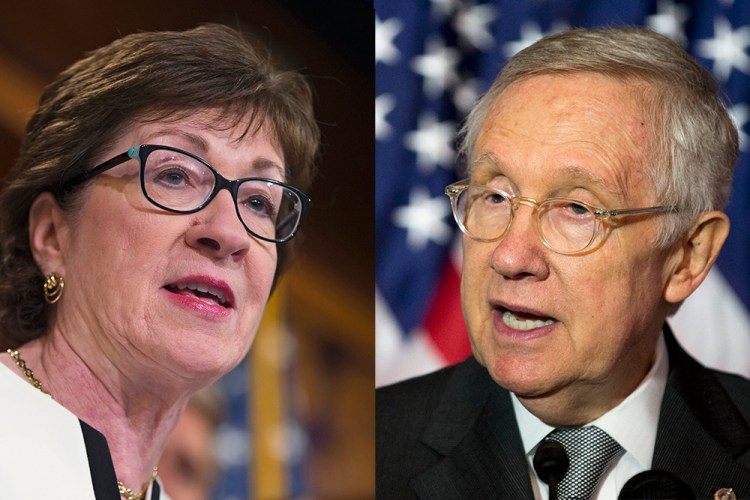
[411,358,534,499]
[653,326,750,496]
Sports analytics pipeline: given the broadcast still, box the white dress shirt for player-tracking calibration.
[513,334,669,499]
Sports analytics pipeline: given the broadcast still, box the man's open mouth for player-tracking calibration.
[499,308,556,331]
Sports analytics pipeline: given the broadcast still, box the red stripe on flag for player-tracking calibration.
[423,259,472,364]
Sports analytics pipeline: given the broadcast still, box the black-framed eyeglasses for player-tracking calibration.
[62,144,311,243]
[445,179,677,255]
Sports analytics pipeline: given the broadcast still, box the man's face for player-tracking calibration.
[462,73,676,421]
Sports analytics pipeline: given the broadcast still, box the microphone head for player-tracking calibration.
[533,440,569,486]
[618,470,695,499]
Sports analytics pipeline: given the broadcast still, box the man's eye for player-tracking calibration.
[567,202,593,216]
[486,193,508,204]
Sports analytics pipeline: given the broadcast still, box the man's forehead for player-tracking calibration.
[469,152,625,198]
[470,74,653,198]
[485,73,652,135]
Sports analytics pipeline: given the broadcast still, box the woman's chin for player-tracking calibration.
[150,342,247,387]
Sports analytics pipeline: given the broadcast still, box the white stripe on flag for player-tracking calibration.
[376,289,446,387]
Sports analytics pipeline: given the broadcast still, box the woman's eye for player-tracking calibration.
[244,195,277,219]
[155,167,190,187]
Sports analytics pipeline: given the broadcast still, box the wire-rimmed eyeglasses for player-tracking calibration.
[444,179,676,255]
[62,144,311,243]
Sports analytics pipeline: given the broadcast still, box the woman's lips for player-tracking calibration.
[162,275,235,318]
[164,282,230,307]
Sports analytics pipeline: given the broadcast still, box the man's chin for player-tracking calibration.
[483,355,560,399]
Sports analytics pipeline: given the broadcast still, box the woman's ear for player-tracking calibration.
[28,192,70,276]
[663,211,730,304]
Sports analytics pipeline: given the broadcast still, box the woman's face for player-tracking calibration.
[52,111,282,382]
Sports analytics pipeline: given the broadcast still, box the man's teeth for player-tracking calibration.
[502,310,554,330]
[176,282,227,306]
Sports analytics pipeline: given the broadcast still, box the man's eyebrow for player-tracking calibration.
[469,151,504,175]
[471,152,621,197]
[554,164,621,198]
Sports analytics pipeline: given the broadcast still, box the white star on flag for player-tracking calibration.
[411,36,461,98]
[453,78,482,115]
[696,16,750,81]
[646,0,691,47]
[430,0,460,19]
[376,15,403,65]
[453,3,499,51]
[376,94,397,141]
[729,102,749,151]
[503,20,570,58]
[392,186,453,251]
[403,113,457,172]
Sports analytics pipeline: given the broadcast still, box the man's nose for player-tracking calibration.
[488,203,550,281]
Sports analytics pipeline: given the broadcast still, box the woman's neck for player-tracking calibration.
[9,333,194,493]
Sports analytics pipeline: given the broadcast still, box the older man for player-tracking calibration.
[377,27,750,499]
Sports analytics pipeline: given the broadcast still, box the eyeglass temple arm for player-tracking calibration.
[445,184,467,196]
[599,206,677,217]
[62,147,139,190]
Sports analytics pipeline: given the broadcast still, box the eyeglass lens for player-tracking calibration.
[142,148,302,241]
[455,186,598,253]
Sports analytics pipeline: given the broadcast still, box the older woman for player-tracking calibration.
[0,24,317,500]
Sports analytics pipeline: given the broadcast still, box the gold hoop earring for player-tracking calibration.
[43,273,64,304]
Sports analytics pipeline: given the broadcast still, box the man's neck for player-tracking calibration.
[515,343,658,427]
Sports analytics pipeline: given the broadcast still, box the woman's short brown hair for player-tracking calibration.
[0,24,319,347]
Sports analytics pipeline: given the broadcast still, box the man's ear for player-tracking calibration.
[663,211,729,304]
[28,192,69,276]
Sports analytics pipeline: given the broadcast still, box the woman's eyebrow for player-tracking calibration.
[142,129,286,179]
[142,129,210,154]
[251,157,285,180]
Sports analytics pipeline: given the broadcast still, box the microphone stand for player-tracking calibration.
[533,440,569,500]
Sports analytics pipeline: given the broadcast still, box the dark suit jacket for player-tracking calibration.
[376,327,750,499]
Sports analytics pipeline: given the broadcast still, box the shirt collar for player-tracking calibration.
[513,333,669,468]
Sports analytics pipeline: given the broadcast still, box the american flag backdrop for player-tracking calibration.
[376,0,750,387]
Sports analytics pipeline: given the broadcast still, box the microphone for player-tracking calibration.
[618,470,695,499]
[533,440,569,500]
